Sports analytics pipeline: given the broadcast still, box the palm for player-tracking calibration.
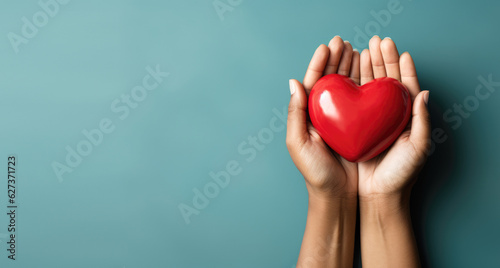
[359,130,418,194]
[303,124,357,193]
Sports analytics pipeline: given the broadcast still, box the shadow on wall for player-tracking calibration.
[412,76,457,268]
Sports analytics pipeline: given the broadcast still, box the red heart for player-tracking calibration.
[308,74,412,162]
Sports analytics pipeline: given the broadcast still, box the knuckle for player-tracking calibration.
[286,135,306,153]
[421,111,431,128]
[287,104,301,115]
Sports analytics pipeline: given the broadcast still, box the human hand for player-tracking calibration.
[286,36,360,199]
[290,37,361,268]
[357,36,430,199]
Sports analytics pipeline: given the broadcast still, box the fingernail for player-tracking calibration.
[353,48,359,52]
[385,37,392,40]
[424,91,429,105]
[289,79,296,95]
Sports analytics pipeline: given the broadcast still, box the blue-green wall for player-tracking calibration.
[0,0,499,267]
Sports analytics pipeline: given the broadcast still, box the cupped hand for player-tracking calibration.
[358,36,430,198]
[287,36,359,199]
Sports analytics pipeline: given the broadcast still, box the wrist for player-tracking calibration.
[308,189,357,205]
[359,191,411,219]
[308,192,357,217]
[305,179,358,201]
[359,180,414,202]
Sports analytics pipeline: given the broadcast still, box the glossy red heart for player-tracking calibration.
[308,74,412,162]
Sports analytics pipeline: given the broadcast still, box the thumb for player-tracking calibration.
[286,79,309,150]
[409,90,431,153]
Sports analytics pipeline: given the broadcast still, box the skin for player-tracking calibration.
[287,35,430,268]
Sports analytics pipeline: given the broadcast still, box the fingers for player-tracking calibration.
[409,91,431,153]
[286,79,309,150]
[303,44,330,94]
[337,41,353,76]
[400,52,421,100]
[360,49,374,85]
[324,36,344,75]
[368,36,386,78]
[350,49,360,85]
[380,38,401,81]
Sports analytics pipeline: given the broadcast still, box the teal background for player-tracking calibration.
[0,0,499,267]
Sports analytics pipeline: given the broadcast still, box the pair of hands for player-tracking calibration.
[287,35,430,201]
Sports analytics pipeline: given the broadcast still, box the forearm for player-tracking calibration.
[297,194,357,268]
[359,193,420,268]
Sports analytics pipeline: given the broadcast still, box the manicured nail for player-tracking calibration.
[385,37,392,40]
[353,48,359,52]
[424,91,429,105]
[289,79,296,95]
